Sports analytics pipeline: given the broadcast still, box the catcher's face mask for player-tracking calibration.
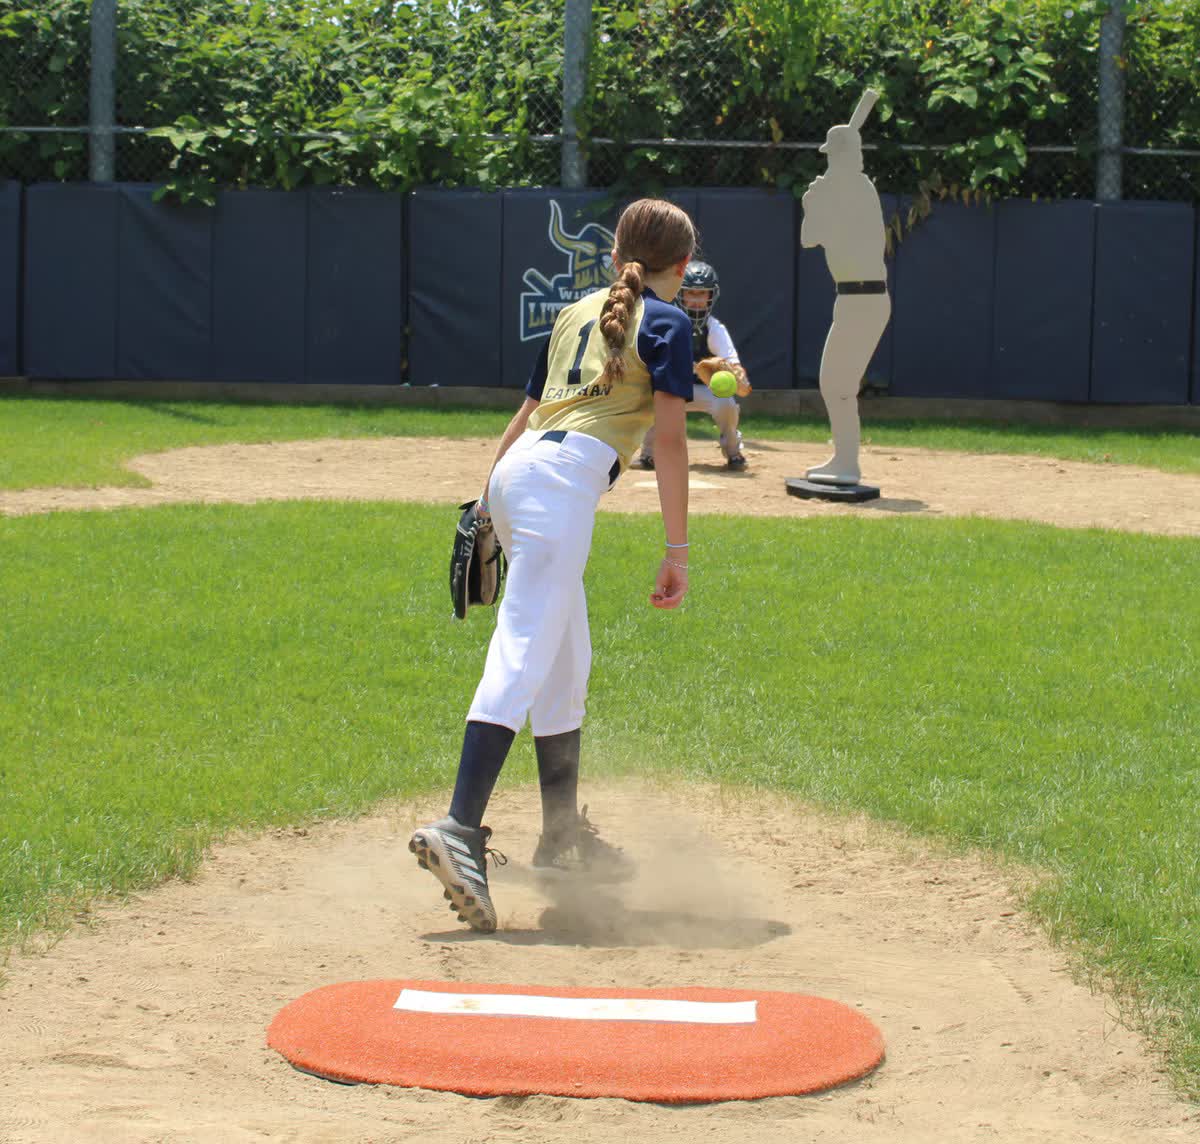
[674,260,720,336]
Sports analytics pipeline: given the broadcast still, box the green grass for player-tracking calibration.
[0,397,512,490]
[2,501,1198,1093]
[2,395,1198,490]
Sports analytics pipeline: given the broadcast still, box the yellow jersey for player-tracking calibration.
[526,287,695,471]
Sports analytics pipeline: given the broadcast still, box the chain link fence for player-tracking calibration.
[589,0,1197,204]
[1123,0,1200,203]
[0,1,91,182]
[108,0,565,187]
[0,0,566,189]
[0,0,1196,203]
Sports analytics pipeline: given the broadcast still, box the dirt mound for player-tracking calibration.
[0,783,1192,1141]
[4,436,1200,537]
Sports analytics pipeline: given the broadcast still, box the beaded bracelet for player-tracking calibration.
[663,558,689,571]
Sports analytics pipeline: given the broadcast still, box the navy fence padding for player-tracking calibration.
[867,194,899,390]
[991,201,1095,402]
[498,189,793,390]
[892,201,997,398]
[500,190,616,389]
[1092,202,1194,405]
[666,189,701,225]
[695,190,794,389]
[23,184,120,379]
[306,189,405,385]
[1194,217,1200,405]
[795,192,896,390]
[212,190,307,383]
[117,186,213,380]
[15,186,1200,403]
[408,190,503,386]
[0,182,20,375]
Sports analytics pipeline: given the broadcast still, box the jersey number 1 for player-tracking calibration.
[567,320,597,387]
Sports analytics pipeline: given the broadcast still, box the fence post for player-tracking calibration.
[89,0,117,182]
[561,0,591,189]
[1096,0,1126,201]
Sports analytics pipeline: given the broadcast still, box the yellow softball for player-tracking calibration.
[709,370,737,398]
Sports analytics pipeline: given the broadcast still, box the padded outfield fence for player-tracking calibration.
[4,182,1199,405]
[1,3,1197,404]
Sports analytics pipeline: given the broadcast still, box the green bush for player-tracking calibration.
[0,0,1195,200]
[587,0,1169,199]
[0,0,90,180]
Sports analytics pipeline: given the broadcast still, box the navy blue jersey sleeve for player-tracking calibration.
[525,337,550,400]
[637,294,695,399]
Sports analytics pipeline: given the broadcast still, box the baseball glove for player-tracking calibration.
[449,500,506,621]
[695,356,752,396]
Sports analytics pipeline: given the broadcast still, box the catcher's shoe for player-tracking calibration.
[531,805,636,883]
[726,453,748,471]
[409,817,507,933]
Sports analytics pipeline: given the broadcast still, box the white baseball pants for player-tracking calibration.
[467,429,618,736]
[641,382,742,461]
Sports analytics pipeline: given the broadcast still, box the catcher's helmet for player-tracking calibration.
[675,260,720,335]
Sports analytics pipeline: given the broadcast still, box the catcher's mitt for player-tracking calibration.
[449,500,506,621]
[695,356,752,396]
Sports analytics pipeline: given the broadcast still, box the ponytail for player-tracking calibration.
[599,261,645,382]
[596,199,697,384]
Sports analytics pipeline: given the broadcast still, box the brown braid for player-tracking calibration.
[598,263,644,381]
[599,199,696,382]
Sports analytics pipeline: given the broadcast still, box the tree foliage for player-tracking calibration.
[0,0,1195,201]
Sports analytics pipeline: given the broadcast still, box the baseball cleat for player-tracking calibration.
[636,454,655,470]
[726,453,748,471]
[409,817,506,933]
[532,805,636,883]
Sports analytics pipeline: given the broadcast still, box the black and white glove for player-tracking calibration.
[449,500,505,621]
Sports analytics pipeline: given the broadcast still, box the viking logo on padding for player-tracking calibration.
[519,201,615,342]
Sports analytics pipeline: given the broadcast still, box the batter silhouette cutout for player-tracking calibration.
[801,90,891,487]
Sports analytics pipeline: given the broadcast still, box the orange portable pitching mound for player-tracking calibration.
[268,979,884,1103]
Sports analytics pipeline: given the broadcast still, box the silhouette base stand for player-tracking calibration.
[785,477,880,503]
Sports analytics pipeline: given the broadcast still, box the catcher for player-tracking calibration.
[413,197,698,933]
[636,260,751,471]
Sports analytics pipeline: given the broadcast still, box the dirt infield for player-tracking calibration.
[3,434,1200,536]
[0,783,1194,1142]
[2,438,1199,1140]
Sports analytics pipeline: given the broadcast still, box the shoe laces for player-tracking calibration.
[479,825,508,869]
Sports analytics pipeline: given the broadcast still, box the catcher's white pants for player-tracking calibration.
[467,429,617,736]
[641,382,742,461]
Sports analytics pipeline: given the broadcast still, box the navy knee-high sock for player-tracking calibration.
[534,728,580,838]
[448,720,516,828]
